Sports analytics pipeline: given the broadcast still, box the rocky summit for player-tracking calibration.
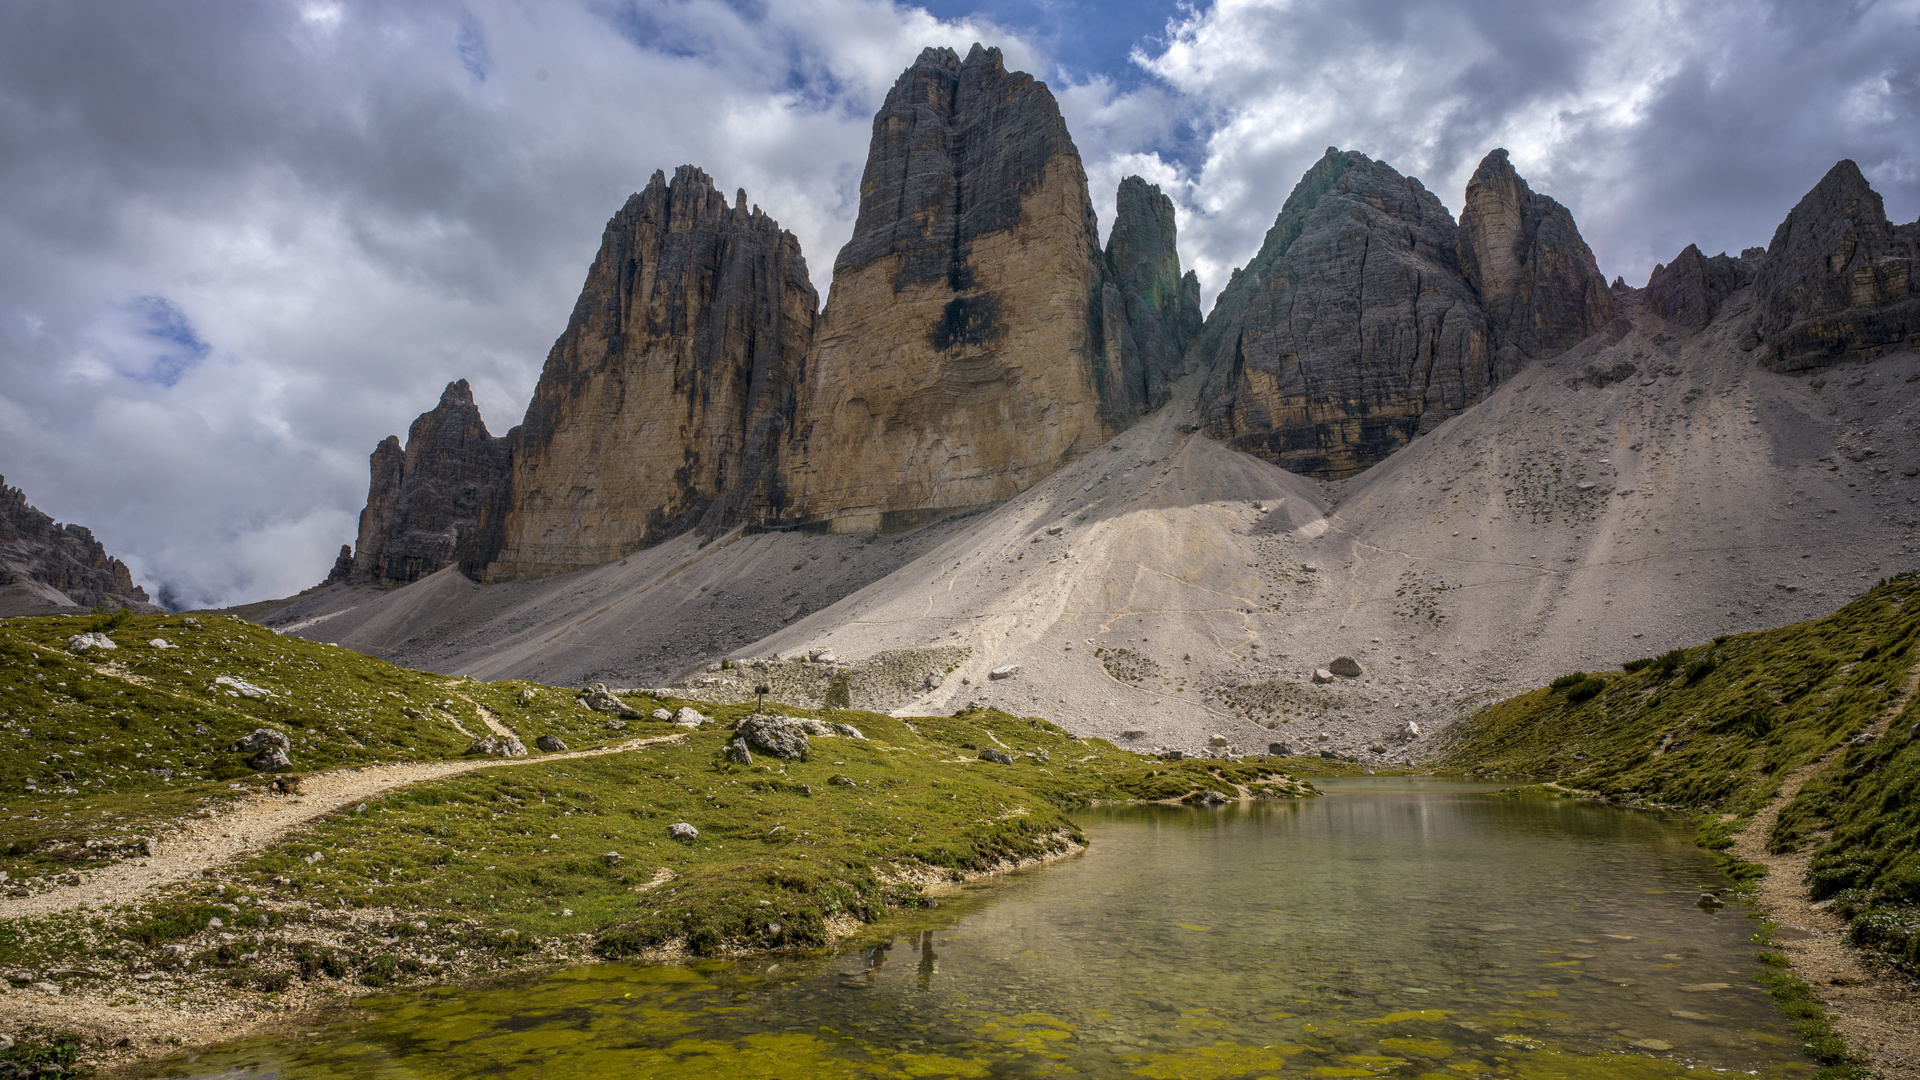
[1196,147,1610,480]
[777,44,1174,532]
[487,166,818,578]
[0,476,153,613]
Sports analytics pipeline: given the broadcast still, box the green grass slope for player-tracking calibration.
[1435,574,1920,975]
[0,611,1316,1021]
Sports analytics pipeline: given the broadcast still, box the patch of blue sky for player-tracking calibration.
[455,9,491,82]
[129,295,209,388]
[601,1,716,61]
[914,0,1191,88]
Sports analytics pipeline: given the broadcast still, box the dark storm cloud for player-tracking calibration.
[1,0,1914,607]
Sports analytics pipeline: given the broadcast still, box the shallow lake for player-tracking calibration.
[136,778,1814,1078]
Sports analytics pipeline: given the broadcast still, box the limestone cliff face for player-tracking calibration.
[1749,160,1920,373]
[1457,149,1613,360]
[348,379,511,587]
[772,45,1116,531]
[485,166,818,576]
[0,476,152,611]
[1646,244,1758,331]
[1196,149,1497,479]
[1102,176,1203,418]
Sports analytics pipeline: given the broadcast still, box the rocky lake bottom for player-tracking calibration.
[126,779,1813,1079]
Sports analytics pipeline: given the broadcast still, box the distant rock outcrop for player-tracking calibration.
[0,476,153,612]
[1458,148,1613,360]
[347,379,511,586]
[486,166,818,578]
[1645,244,1758,331]
[774,45,1118,532]
[1196,147,1611,479]
[1748,159,1920,373]
[1196,148,1497,479]
[1101,176,1203,418]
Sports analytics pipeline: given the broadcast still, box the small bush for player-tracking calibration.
[1622,657,1654,672]
[1685,658,1718,682]
[1549,672,1588,691]
[121,900,228,946]
[1565,677,1606,703]
[256,970,294,993]
[1653,648,1688,676]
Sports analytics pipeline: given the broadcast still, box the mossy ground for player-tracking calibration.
[0,612,1315,1053]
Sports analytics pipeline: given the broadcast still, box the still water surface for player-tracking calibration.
[139,778,1813,1078]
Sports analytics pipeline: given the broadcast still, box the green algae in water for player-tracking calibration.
[132,780,1817,1079]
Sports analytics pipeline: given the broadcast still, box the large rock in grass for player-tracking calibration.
[735,713,808,759]
[466,734,528,758]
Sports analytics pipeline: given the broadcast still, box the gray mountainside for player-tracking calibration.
[0,477,154,613]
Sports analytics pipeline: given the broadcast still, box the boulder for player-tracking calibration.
[66,632,116,652]
[978,747,1014,765]
[1328,657,1363,677]
[605,719,627,731]
[1269,742,1292,756]
[831,722,866,740]
[668,822,699,840]
[652,709,673,722]
[247,746,292,773]
[988,664,1021,680]
[673,706,708,728]
[229,729,290,753]
[535,735,568,752]
[736,714,809,759]
[1207,734,1229,747]
[1311,668,1336,684]
[147,638,174,649]
[924,672,943,689]
[1190,789,1230,805]
[466,734,528,758]
[1400,720,1422,740]
[725,738,754,765]
[214,675,272,699]
[580,684,641,717]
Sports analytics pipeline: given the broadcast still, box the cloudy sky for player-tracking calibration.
[3,0,1916,609]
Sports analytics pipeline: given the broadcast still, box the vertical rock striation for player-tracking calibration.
[1102,176,1203,418]
[484,166,818,577]
[1196,147,1611,480]
[0,476,152,611]
[348,379,511,586]
[1457,148,1613,361]
[1195,149,1496,479]
[772,45,1116,532]
[1748,159,1920,373]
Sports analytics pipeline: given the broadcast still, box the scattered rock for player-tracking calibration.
[66,632,116,652]
[603,852,623,866]
[535,735,568,752]
[811,650,839,665]
[1400,720,1422,740]
[831,722,866,740]
[1269,742,1292,756]
[1327,656,1363,677]
[978,747,1014,765]
[213,675,272,699]
[736,714,809,759]
[465,734,528,757]
[724,738,753,765]
[988,664,1021,680]
[1208,734,1229,747]
[147,638,174,649]
[248,746,293,772]
[229,729,290,753]
[1311,668,1336,684]
[579,683,641,717]
[605,719,627,731]
[1122,730,1147,740]
[673,706,709,728]
[924,671,943,689]
[518,688,537,704]
[652,709,672,721]
[26,981,59,995]
[1191,790,1229,805]
[668,822,698,841]
[829,774,857,786]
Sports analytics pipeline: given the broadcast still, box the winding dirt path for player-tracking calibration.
[1,732,685,921]
[1725,666,1920,1079]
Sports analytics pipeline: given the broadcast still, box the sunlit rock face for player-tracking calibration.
[485,166,818,578]
[772,45,1120,533]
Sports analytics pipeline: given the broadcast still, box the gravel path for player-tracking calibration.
[1727,666,1920,1079]
[0,731,685,921]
